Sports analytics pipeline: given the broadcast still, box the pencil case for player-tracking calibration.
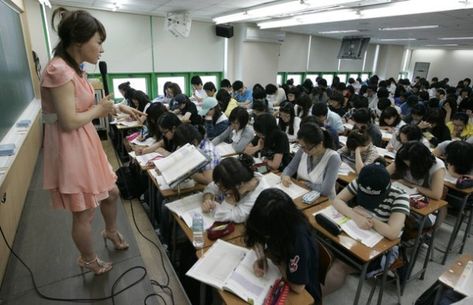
[206,222,234,240]
[315,213,342,236]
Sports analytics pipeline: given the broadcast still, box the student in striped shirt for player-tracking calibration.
[323,164,409,295]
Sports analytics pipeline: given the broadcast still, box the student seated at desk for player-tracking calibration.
[352,108,383,147]
[215,89,238,118]
[252,85,271,115]
[199,97,229,140]
[232,80,252,108]
[338,129,380,174]
[296,93,312,119]
[324,164,410,295]
[447,112,473,140]
[190,75,207,104]
[201,155,269,223]
[173,124,219,185]
[312,102,345,134]
[129,90,150,124]
[173,94,202,125]
[386,124,430,153]
[166,82,183,111]
[211,107,255,153]
[418,108,451,147]
[137,112,181,156]
[117,81,135,107]
[203,81,216,98]
[278,101,301,143]
[244,113,291,171]
[282,123,341,199]
[135,101,167,143]
[245,189,322,304]
[379,106,405,133]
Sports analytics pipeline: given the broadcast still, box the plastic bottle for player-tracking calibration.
[192,212,204,248]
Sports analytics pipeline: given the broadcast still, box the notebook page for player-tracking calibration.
[341,220,384,248]
[313,205,350,225]
[131,137,157,147]
[376,147,396,159]
[275,183,308,199]
[135,152,163,167]
[165,193,214,230]
[391,181,418,196]
[215,143,236,156]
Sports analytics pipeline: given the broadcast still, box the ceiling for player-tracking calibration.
[49,0,473,49]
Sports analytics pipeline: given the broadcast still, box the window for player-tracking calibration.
[157,76,186,96]
[348,73,359,81]
[322,73,334,86]
[112,77,148,99]
[360,73,370,82]
[286,73,302,86]
[398,72,408,79]
[276,74,283,86]
[337,74,347,83]
[200,75,218,88]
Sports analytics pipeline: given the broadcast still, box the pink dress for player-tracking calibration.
[41,57,117,212]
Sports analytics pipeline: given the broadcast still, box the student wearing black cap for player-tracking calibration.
[323,163,410,295]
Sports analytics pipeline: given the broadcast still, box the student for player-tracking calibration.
[203,81,217,97]
[324,164,409,295]
[328,91,346,117]
[296,93,312,119]
[352,108,383,147]
[215,89,238,118]
[282,123,341,199]
[447,112,473,140]
[338,129,380,174]
[419,108,451,147]
[400,95,419,117]
[244,113,291,171]
[244,189,322,303]
[167,82,182,111]
[211,107,255,153]
[232,80,252,108]
[386,124,430,152]
[173,94,202,125]
[143,101,167,141]
[220,78,233,95]
[201,155,270,223]
[118,81,135,107]
[190,75,207,104]
[173,124,219,185]
[265,83,286,106]
[387,141,445,200]
[277,101,301,143]
[129,90,150,124]
[312,102,345,134]
[138,112,181,156]
[286,86,300,104]
[379,106,405,132]
[199,97,229,140]
[251,85,270,115]
[404,103,426,125]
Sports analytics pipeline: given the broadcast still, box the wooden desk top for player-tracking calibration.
[445,181,473,195]
[147,169,206,198]
[337,172,357,185]
[304,201,400,263]
[196,239,315,305]
[116,121,143,130]
[410,198,448,217]
[438,254,473,288]
[294,195,329,210]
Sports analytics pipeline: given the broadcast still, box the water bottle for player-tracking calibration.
[192,213,204,248]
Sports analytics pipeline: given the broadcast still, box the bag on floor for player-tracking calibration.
[414,281,441,305]
[115,163,147,200]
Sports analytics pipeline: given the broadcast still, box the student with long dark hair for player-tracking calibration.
[418,108,451,146]
[201,155,270,223]
[379,106,405,132]
[386,124,429,152]
[211,107,255,153]
[282,123,340,199]
[143,101,167,141]
[278,101,301,142]
[167,82,183,110]
[130,90,150,124]
[118,81,135,107]
[244,113,291,171]
[139,112,182,156]
[245,189,322,303]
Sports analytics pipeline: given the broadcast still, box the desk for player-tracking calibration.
[439,182,473,264]
[434,254,473,305]
[196,239,315,305]
[304,201,399,305]
[113,121,143,158]
[337,172,357,185]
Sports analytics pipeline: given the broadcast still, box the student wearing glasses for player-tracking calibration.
[137,112,182,156]
[201,155,270,223]
[281,123,341,199]
[211,107,255,153]
[277,101,301,143]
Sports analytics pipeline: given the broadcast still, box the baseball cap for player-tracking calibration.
[356,163,391,211]
[198,97,218,116]
[174,94,189,105]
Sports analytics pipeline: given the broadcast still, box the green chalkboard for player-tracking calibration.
[0,1,34,141]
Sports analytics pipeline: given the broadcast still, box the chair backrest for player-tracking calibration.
[316,240,333,285]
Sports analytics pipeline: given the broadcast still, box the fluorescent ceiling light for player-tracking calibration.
[379,25,439,31]
[258,0,473,29]
[377,38,416,41]
[319,30,360,34]
[439,37,473,40]
[425,44,459,47]
[213,0,369,24]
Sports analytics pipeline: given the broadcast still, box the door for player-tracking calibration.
[413,62,430,80]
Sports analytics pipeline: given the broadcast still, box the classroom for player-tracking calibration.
[0,0,472,304]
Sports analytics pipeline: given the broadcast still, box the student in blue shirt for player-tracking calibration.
[245,188,322,303]
[232,80,252,108]
[312,102,345,134]
[199,97,229,140]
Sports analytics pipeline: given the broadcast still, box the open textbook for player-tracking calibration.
[186,240,281,305]
[153,143,209,188]
[166,193,215,230]
[215,142,236,157]
[391,181,418,196]
[314,205,384,248]
[128,151,163,167]
[376,147,396,159]
[264,172,309,199]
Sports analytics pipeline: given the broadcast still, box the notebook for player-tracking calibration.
[215,142,236,157]
[314,205,384,248]
[131,136,157,147]
[129,151,163,167]
[186,239,281,305]
[264,172,309,199]
[454,260,473,297]
[376,147,396,159]
[391,181,418,196]
[153,143,209,188]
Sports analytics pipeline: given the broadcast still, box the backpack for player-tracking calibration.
[115,163,148,200]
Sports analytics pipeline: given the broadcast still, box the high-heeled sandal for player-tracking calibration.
[101,230,129,250]
[77,256,112,275]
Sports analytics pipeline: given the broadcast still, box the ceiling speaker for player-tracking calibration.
[216,24,233,38]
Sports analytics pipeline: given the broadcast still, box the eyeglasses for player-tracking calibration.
[299,143,315,152]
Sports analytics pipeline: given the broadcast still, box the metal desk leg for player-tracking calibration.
[148,177,157,227]
[406,216,426,280]
[376,256,390,305]
[442,195,467,265]
[354,263,369,305]
[421,223,437,280]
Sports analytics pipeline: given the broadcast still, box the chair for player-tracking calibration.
[316,240,333,305]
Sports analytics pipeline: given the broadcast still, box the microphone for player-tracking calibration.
[98,61,110,95]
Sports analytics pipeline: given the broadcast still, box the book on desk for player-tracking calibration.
[186,239,281,305]
[264,172,309,199]
[153,143,210,188]
[166,193,215,230]
[215,142,236,157]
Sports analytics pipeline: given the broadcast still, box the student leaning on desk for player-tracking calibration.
[324,164,410,295]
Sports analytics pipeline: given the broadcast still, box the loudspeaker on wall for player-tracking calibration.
[216,24,233,38]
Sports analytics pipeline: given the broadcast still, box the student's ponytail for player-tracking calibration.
[237,153,255,173]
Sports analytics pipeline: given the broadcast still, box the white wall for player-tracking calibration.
[408,49,473,84]
[278,32,309,72]
[375,44,405,80]
[308,36,341,71]
[24,0,49,69]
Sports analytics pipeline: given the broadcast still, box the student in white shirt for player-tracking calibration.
[190,75,207,104]
[277,101,301,143]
